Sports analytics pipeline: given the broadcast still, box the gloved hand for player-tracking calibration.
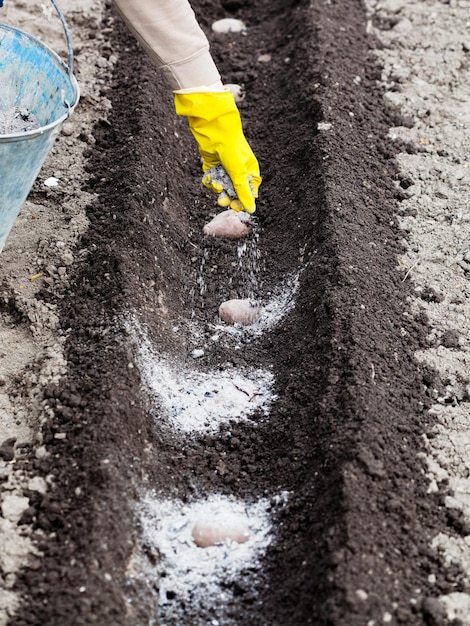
[201,164,239,209]
[174,90,261,214]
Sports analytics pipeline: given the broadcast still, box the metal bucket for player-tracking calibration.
[0,0,79,252]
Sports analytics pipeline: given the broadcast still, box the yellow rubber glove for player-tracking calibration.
[201,164,238,209]
[174,90,261,214]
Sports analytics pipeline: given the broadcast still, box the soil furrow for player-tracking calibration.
[7,1,460,625]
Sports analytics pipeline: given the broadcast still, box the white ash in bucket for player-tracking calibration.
[0,107,40,134]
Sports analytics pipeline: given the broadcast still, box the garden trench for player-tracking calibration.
[3,0,466,624]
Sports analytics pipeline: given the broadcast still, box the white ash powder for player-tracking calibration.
[129,319,275,434]
[0,107,40,134]
[214,271,301,337]
[135,493,286,616]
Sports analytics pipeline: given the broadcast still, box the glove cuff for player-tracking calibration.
[174,91,238,122]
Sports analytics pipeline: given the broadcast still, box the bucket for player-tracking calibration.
[0,0,79,252]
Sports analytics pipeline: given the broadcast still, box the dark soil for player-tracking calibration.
[9,0,464,625]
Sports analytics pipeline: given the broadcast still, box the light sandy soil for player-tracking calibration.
[0,1,110,621]
[366,0,470,621]
[0,0,469,623]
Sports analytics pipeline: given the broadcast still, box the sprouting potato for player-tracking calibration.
[203,209,252,240]
[219,299,261,325]
[192,521,250,547]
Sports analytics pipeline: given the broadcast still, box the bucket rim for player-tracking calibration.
[0,94,78,142]
[0,22,80,142]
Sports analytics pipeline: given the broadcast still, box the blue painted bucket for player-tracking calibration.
[0,0,79,251]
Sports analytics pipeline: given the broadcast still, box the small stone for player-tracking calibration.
[420,286,444,303]
[27,476,48,494]
[61,252,74,266]
[441,329,460,349]
[212,18,246,34]
[191,349,204,359]
[0,438,16,462]
[225,84,245,103]
[0,466,12,481]
[1,494,30,522]
[257,54,272,63]
[421,597,446,624]
[35,446,48,459]
[61,124,74,137]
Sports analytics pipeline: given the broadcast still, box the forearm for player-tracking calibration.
[112,0,221,89]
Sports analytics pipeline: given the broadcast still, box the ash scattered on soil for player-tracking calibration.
[129,492,287,625]
[2,0,469,625]
[129,316,275,434]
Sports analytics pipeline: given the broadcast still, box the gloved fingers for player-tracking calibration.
[250,173,262,199]
[175,91,262,213]
[202,164,260,213]
[202,172,224,194]
[231,186,256,213]
[203,165,259,213]
[229,199,244,213]
[217,191,232,207]
[226,169,259,214]
[202,165,237,202]
[233,174,261,212]
[201,172,214,190]
[222,148,261,213]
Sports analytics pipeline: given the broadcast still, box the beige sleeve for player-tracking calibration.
[112,0,221,90]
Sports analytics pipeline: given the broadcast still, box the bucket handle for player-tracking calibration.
[50,0,74,77]
[0,0,77,110]
[0,1,74,76]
